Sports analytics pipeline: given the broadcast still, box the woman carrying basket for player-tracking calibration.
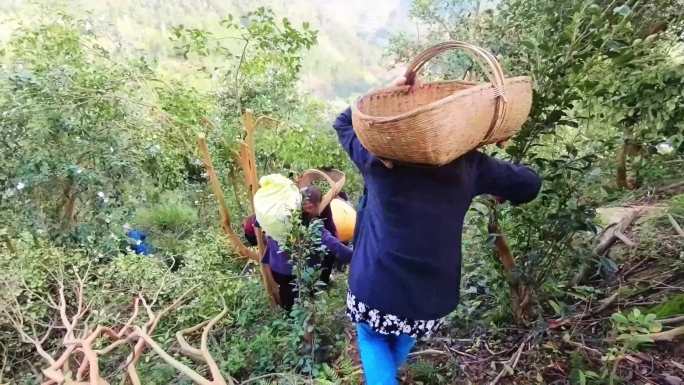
[262,185,353,311]
[333,75,542,384]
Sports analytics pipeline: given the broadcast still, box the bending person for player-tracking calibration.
[263,186,353,311]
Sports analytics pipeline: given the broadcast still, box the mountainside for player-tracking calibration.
[0,0,413,99]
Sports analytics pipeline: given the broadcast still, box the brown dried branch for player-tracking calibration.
[200,307,230,384]
[4,270,113,384]
[125,286,197,384]
[131,307,234,385]
[119,296,141,338]
[7,315,56,365]
[489,334,531,385]
[0,343,7,384]
[563,336,603,357]
[238,110,259,213]
[594,291,620,315]
[76,325,120,385]
[75,356,90,383]
[21,276,196,384]
[236,112,279,305]
[595,209,640,255]
[199,116,279,306]
[93,297,142,358]
[134,327,213,385]
[239,373,290,385]
[197,133,256,261]
[648,325,684,342]
[9,229,240,385]
[57,269,89,344]
[656,181,684,195]
[667,214,684,237]
[176,320,211,361]
[660,315,684,326]
[408,349,451,357]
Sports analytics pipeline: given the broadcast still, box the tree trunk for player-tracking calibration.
[197,135,256,261]
[228,168,244,215]
[617,125,639,190]
[239,111,280,306]
[61,181,78,230]
[488,201,537,324]
[616,143,628,189]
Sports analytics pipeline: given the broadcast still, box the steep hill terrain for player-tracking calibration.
[0,0,412,99]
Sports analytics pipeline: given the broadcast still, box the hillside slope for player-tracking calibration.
[0,0,412,99]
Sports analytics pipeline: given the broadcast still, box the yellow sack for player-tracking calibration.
[330,198,356,243]
[254,174,301,243]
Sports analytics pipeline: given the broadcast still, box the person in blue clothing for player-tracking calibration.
[263,186,353,311]
[297,184,342,284]
[332,77,543,385]
[124,225,153,255]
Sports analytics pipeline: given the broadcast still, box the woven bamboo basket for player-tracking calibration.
[351,41,533,166]
[296,169,346,216]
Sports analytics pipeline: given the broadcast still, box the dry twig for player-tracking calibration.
[489,335,531,385]
[667,214,684,237]
[647,325,684,342]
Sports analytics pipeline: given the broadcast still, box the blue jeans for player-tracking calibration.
[356,323,416,385]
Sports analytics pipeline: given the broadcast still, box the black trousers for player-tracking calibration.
[272,255,335,311]
[319,253,335,284]
[272,271,296,311]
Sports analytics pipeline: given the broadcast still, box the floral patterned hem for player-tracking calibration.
[346,291,444,339]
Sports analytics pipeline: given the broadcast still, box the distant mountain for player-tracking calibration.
[0,0,413,100]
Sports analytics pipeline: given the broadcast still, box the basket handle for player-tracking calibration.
[298,169,336,188]
[297,169,346,216]
[404,41,508,144]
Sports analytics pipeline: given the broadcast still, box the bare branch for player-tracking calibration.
[200,307,230,385]
[668,214,684,237]
[13,276,220,385]
[489,334,531,385]
[39,324,54,345]
[4,309,56,365]
[197,134,256,261]
[140,295,155,322]
[125,286,197,382]
[176,320,210,361]
[119,296,141,337]
[648,325,684,342]
[131,305,233,385]
[660,315,684,326]
[133,326,214,385]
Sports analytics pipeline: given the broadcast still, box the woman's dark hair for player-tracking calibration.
[300,185,337,237]
[243,214,258,246]
[300,185,322,205]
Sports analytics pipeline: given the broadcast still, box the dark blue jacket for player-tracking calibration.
[263,229,353,275]
[333,108,541,320]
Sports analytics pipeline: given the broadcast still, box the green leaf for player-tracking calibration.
[611,313,629,324]
[585,370,600,378]
[578,370,586,385]
[649,322,662,333]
